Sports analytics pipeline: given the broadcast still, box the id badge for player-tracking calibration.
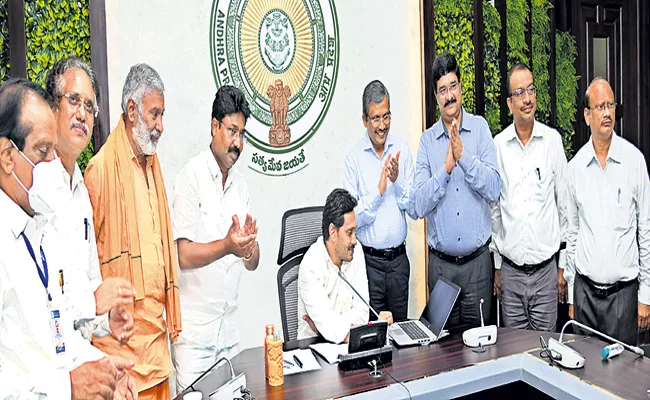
[49,309,66,354]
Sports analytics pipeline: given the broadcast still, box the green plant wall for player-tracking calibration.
[556,31,579,158]
[484,0,502,135]
[507,0,529,69]
[531,0,552,123]
[0,0,9,83]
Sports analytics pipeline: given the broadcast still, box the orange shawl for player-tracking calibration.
[87,116,181,339]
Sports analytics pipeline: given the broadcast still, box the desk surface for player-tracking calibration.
[179,328,650,400]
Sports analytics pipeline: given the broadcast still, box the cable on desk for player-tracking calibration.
[378,357,412,400]
[539,336,562,368]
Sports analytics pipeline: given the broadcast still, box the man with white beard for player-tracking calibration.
[85,64,182,400]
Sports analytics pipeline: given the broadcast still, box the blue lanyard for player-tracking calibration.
[21,232,51,302]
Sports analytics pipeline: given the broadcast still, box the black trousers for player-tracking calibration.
[574,273,638,345]
[428,249,492,332]
[364,252,410,322]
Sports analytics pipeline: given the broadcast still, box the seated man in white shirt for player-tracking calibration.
[297,188,392,344]
[0,78,135,398]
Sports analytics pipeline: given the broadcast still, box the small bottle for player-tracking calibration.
[264,324,274,379]
[267,333,284,386]
[602,343,624,359]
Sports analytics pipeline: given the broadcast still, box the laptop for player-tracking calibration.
[388,277,461,346]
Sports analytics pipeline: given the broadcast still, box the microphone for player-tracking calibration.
[558,320,644,357]
[337,270,382,320]
[183,356,235,394]
[479,298,485,327]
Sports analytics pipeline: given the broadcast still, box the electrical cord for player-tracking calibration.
[539,336,562,368]
[378,357,412,400]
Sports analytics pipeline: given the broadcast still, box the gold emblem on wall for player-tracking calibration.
[267,79,292,147]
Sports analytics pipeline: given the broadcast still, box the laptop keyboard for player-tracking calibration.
[400,321,429,340]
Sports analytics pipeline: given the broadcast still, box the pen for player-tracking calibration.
[618,188,621,203]
[59,269,64,295]
[535,168,541,180]
[283,359,294,367]
[84,218,88,241]
[293,354,303,369]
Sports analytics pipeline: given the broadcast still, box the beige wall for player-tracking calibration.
[104,0,426,350]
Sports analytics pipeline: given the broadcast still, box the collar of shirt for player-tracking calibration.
[362,129,394,156]
[434,108,471,139]
[585,131,623,167]
[205,148,235,192]
[0,188,31,239]
[504,119,545,146]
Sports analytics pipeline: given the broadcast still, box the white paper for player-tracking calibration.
[283,349,321,375]
[309,342,349,364]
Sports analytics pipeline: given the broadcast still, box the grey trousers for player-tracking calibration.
[365,252,410,322]
[428,249,492,331]
[574,273,638,345]
[501,259,558,331]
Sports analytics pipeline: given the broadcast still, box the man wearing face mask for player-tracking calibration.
[85,64,182,399]
[171,86,260,393]
[490,64,569,332]
[43,57,136,346]
[0,78,136,399]
[413,52,500,331]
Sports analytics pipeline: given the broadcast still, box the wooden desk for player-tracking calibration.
[177,328,650,399]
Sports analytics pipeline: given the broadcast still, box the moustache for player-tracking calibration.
[150,130,162,141]
[228,146,241,157]
[444,98,457,108]
[70,121,88,135]
[348,245,355,253]
[601,117,612,126]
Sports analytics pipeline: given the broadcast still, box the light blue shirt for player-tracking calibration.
[344,131,416,249]
[413,109,501,256]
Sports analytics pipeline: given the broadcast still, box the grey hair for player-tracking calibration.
[45,57,98,104]
[362,80,390,118]
[121,63,165,113]
[583,76,608,109]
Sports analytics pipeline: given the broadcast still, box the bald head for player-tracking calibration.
[583,78,615,139]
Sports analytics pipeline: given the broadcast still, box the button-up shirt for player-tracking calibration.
[0,189,105,398]
[344,131,416,249]
[47,162,110,338]
[565,133,650,304]
[172,149,250,348]
[297,237,369,344]
[413,109,500,256]
[490,121,568,268]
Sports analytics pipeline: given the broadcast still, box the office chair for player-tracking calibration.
[277,206,323,343]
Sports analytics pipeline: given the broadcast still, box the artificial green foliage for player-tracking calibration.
[555,31,579,159]
[507,0,529,69]
[531,0,551,124]
[483,0,502,135]
[0,0,9,83]
[434,0,475,116]
[24,0,94,171]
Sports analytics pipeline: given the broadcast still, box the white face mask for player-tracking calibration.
[10,140,70,217]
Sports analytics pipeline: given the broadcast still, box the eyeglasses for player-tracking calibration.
[368,112,391,127]
[588,102,616,114]
[510,86,536,99]
[220,121,246,143]
[437,81,459,97]
[63,93,99,117]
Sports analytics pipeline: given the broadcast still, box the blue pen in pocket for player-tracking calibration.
[84,218,88,240]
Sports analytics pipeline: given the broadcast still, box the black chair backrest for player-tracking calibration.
[277,206,324,265]
[277,254,304,343]
[277,206,324,344]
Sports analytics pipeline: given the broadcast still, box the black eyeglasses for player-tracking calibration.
[510,86,536,99]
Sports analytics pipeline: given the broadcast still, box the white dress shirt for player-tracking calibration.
[565,134,650,304]
[0,189,105,398]
[46,162,109,339]
[172,149,250,348]
[490,121,568,268]
[297,237,370,343]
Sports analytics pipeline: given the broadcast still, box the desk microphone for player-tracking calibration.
[337,270,382,320]
[547,319,644,369]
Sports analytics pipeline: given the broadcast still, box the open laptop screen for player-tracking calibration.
[420,277,461,337]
